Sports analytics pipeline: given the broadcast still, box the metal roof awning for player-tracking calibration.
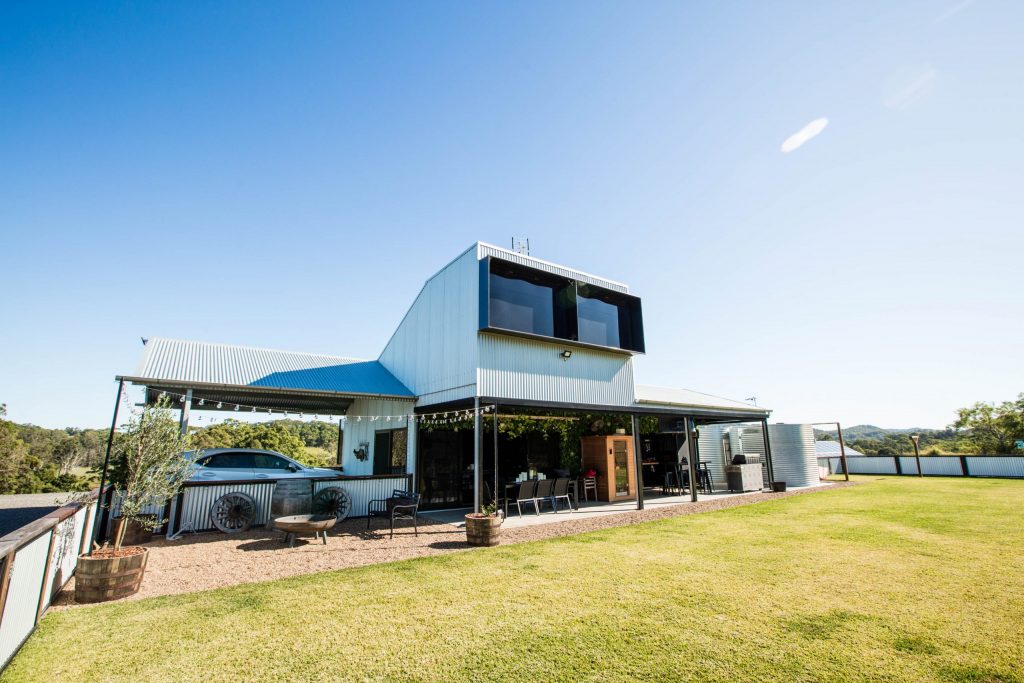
[120,337,415,414]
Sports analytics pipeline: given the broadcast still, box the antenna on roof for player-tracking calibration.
[141,337,149,346]
[512,237,530,256]
[746,396,758,406]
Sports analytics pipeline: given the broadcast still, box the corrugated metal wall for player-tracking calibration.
[965,456,1024,477]
[0,533,51,668]
[178,483,276,532]
[40,508,87,606]
[378,247,480,407]
[340,398,416,476]
[920,458,963,476]
[171,476,413,534]
[312,476,410,519]
[478,334,636,407]
[697,424,729,491]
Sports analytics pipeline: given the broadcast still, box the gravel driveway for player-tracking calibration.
[53,482,854,607]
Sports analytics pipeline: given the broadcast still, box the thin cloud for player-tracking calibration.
[932,0,976,25]
[780,117,829,154]
[883,68,937,110]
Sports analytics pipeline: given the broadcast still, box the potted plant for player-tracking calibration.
[76,399,195,603]
[465,501,502,547]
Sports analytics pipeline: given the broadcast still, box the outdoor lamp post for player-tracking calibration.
[910,434,922,477]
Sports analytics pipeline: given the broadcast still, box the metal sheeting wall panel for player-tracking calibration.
[478,334,636,407]
[378,248,480,406]
[839,457,899,474]
[965,457,1024,478]
[40,508,87,607]
[340,398,417,476]
[0,532,52,668]
[696,425,729,491]
[920,458,964,476]
[313,476,411,519]
[477,243,630,293]
[898,457,920,475]
[178,483,275,533]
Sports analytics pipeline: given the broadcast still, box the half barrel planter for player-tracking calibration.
[464,514,502,547]
[75,548,149,603]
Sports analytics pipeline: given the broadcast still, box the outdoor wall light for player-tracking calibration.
[560,350,572,361]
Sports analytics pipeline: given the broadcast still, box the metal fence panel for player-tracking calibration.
[0,532,52,668]
[178,483,276,533]
[39,508,87,608]
[898,457,919,475]
[965,457,1024,478]
[844,457,898,474]
[920,458,964,476]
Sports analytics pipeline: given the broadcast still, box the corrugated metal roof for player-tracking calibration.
[634,384,768,414]
[814,440,865,457]
[130,338,413,398]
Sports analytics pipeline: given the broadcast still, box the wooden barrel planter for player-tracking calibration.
[465,514,502,547]
[75,548,149,603]
[271,479,312,524]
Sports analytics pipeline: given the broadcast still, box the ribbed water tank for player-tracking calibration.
[741,424,818,487]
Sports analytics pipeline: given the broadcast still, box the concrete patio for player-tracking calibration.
[423,484,834,529]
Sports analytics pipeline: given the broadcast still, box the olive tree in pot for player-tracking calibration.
[76,399,196,603]
[465,501,502,547]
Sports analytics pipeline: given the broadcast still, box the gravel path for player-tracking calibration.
[53,482,855,608]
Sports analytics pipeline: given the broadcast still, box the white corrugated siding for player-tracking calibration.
[477,243,629,293]
[696,424,729,491]
[341,398,416,476]
[0,533,51,668]
[312,476,411,519]
[378,247,480,406]
[478,334,636,407]
[178,483,276,532]
[837,457,899,474]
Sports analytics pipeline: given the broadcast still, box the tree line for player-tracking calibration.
[0,404,342,495]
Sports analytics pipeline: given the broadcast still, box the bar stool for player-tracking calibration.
[698,462,714,493]
[662,469,676,495]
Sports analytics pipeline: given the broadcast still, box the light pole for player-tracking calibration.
[910,434,922,477]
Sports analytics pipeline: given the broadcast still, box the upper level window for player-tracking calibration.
[480,257,644,353]
[487,261,574,339]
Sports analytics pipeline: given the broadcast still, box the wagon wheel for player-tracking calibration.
[312,486,352,523]
[210,492,257,533]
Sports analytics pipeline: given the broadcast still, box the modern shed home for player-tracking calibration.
[119,242,788,514]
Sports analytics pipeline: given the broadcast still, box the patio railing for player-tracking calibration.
[0,490,103,672]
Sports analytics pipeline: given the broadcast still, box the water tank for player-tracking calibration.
[740,424,818,488]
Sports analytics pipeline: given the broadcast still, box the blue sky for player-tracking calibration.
[2,1,1021,429]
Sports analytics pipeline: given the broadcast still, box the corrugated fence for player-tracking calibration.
[0,492,100,672]
[825,455,1024,478]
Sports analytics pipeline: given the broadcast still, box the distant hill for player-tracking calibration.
[824,425,936,440]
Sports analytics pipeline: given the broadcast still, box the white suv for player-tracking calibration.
[186,448,341,482]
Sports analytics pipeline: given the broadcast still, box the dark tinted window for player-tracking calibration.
[577,293,620,348]
[488,261,574,339]
[204,452,255,469]
[253,454,293,470]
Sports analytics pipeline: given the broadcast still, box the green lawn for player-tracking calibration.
[5,477,1024,682]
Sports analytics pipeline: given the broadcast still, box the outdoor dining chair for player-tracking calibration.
[535,478,556,512]
[506,479,540,518]
[552,478,575,512]
[367,490,421,539]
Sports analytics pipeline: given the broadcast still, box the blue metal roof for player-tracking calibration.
[128,337,413,398]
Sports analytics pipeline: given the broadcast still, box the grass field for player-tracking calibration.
[4,477,1023,682]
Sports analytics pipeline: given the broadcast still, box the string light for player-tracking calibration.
[132,386,496,423]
